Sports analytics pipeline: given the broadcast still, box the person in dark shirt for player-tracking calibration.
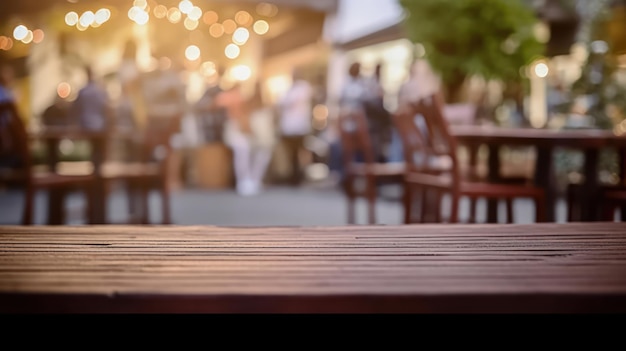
[41,95,73,127]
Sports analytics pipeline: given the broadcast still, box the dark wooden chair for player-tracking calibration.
[0,101,95,225]
[599,187,626,221]
[99,115,180,224]
[393,94,546,224]
[566,149,626,222]
[567,156,626,222]
[338,107,405,224]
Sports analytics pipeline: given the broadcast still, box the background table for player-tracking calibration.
[451,125,626,222]
[30,127,136,224]
[1,222,625,313]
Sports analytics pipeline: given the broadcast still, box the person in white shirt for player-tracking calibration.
[277,68,313,186]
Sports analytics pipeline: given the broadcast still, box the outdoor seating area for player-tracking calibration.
[2,0,626,314]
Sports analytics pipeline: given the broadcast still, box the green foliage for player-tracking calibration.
[560,4,626,130]
[398,0,545,87]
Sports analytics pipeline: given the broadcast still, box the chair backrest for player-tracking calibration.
[0,101,33,182]
[138,114,182,165]
[337,107,377,171]
[393,93,459,175]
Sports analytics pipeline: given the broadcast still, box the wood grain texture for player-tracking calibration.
[1,223,625,313]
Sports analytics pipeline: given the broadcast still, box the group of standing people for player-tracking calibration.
[327,58,449,179]
[194,66,314,196]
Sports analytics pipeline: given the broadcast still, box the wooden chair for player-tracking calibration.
[599,187,626,221]
[338,107,405,224]
[393,94,546,224]
[566,151,626,222]
[98,115,180,224]
[567,158,626,222]
[0,101,95,225]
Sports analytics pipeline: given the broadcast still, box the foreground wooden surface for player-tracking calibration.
[1,223,626,313]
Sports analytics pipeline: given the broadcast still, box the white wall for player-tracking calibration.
[326,0,404,44]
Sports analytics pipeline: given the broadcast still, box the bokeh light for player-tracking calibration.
[167,8,182,23]
[209,23,224,38]
[65,12,79,26]
[21,30,34,44]
[185,45,201,61]
[184,18,199,30]
[154,5,168,18]
[203,11,218,25]
[231,65,251,81]
[223,19,237,34]
[32,29,45,43]
[534,62,549,78]
[13,25,28,41]
[232,27,250,45]
[256,2,278,17]
[95,8,111,24]
[179,0,193,14]
[57,82,72,99]
[80,11,95,27]
[201,61,217,76]
[253,20,269,35]
[235,11,252,26]
[188,6,203,21]
[225,44,240,59]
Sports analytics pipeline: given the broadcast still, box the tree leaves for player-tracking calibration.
[398,0,545,88]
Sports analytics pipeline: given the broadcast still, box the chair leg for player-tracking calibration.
[419,186,427,223]
[468,196,477,224]
[433,189,442,223]
[506,198,514,224]
[343,178,356,225]
[449,191,460,224]
[601,201,615,221]
[566,184,575,222]
[161,177,171,225]
[534,194,546,223]
[403,182,413,224]
[140,182,150,224]
[127,182,139,223]
[366,177,376,225]
[21,184,34,225]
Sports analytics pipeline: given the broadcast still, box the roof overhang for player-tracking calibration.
[0,0,338,21]
[335,21,407,51]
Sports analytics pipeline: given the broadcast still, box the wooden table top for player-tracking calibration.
[1,223,626,313]
[450,125,626,148]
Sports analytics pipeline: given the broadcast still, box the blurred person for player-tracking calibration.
[277,68,313,186]
[362,62,392,162]
[389,59,444,162]
[70,65,112,132]
[547,78,569,117]
[41,95,73,127]
[311,73,328,111]
[327,61,371,180]
[339,61,369,113]
[0,60,16,103]
[117,39,142,132]
[397,59,443,111]
[247,81,277,193]
[142,56,187,130]
[339,61,387,144]
[69,65,113,168]
[0,59,18,169]
[215,81,276,195]
[140,56,188,183]
[194,65,227,144]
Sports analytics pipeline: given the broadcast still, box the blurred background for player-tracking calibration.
[1,0,626,226]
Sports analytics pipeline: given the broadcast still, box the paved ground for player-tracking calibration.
[0,182,568,226]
